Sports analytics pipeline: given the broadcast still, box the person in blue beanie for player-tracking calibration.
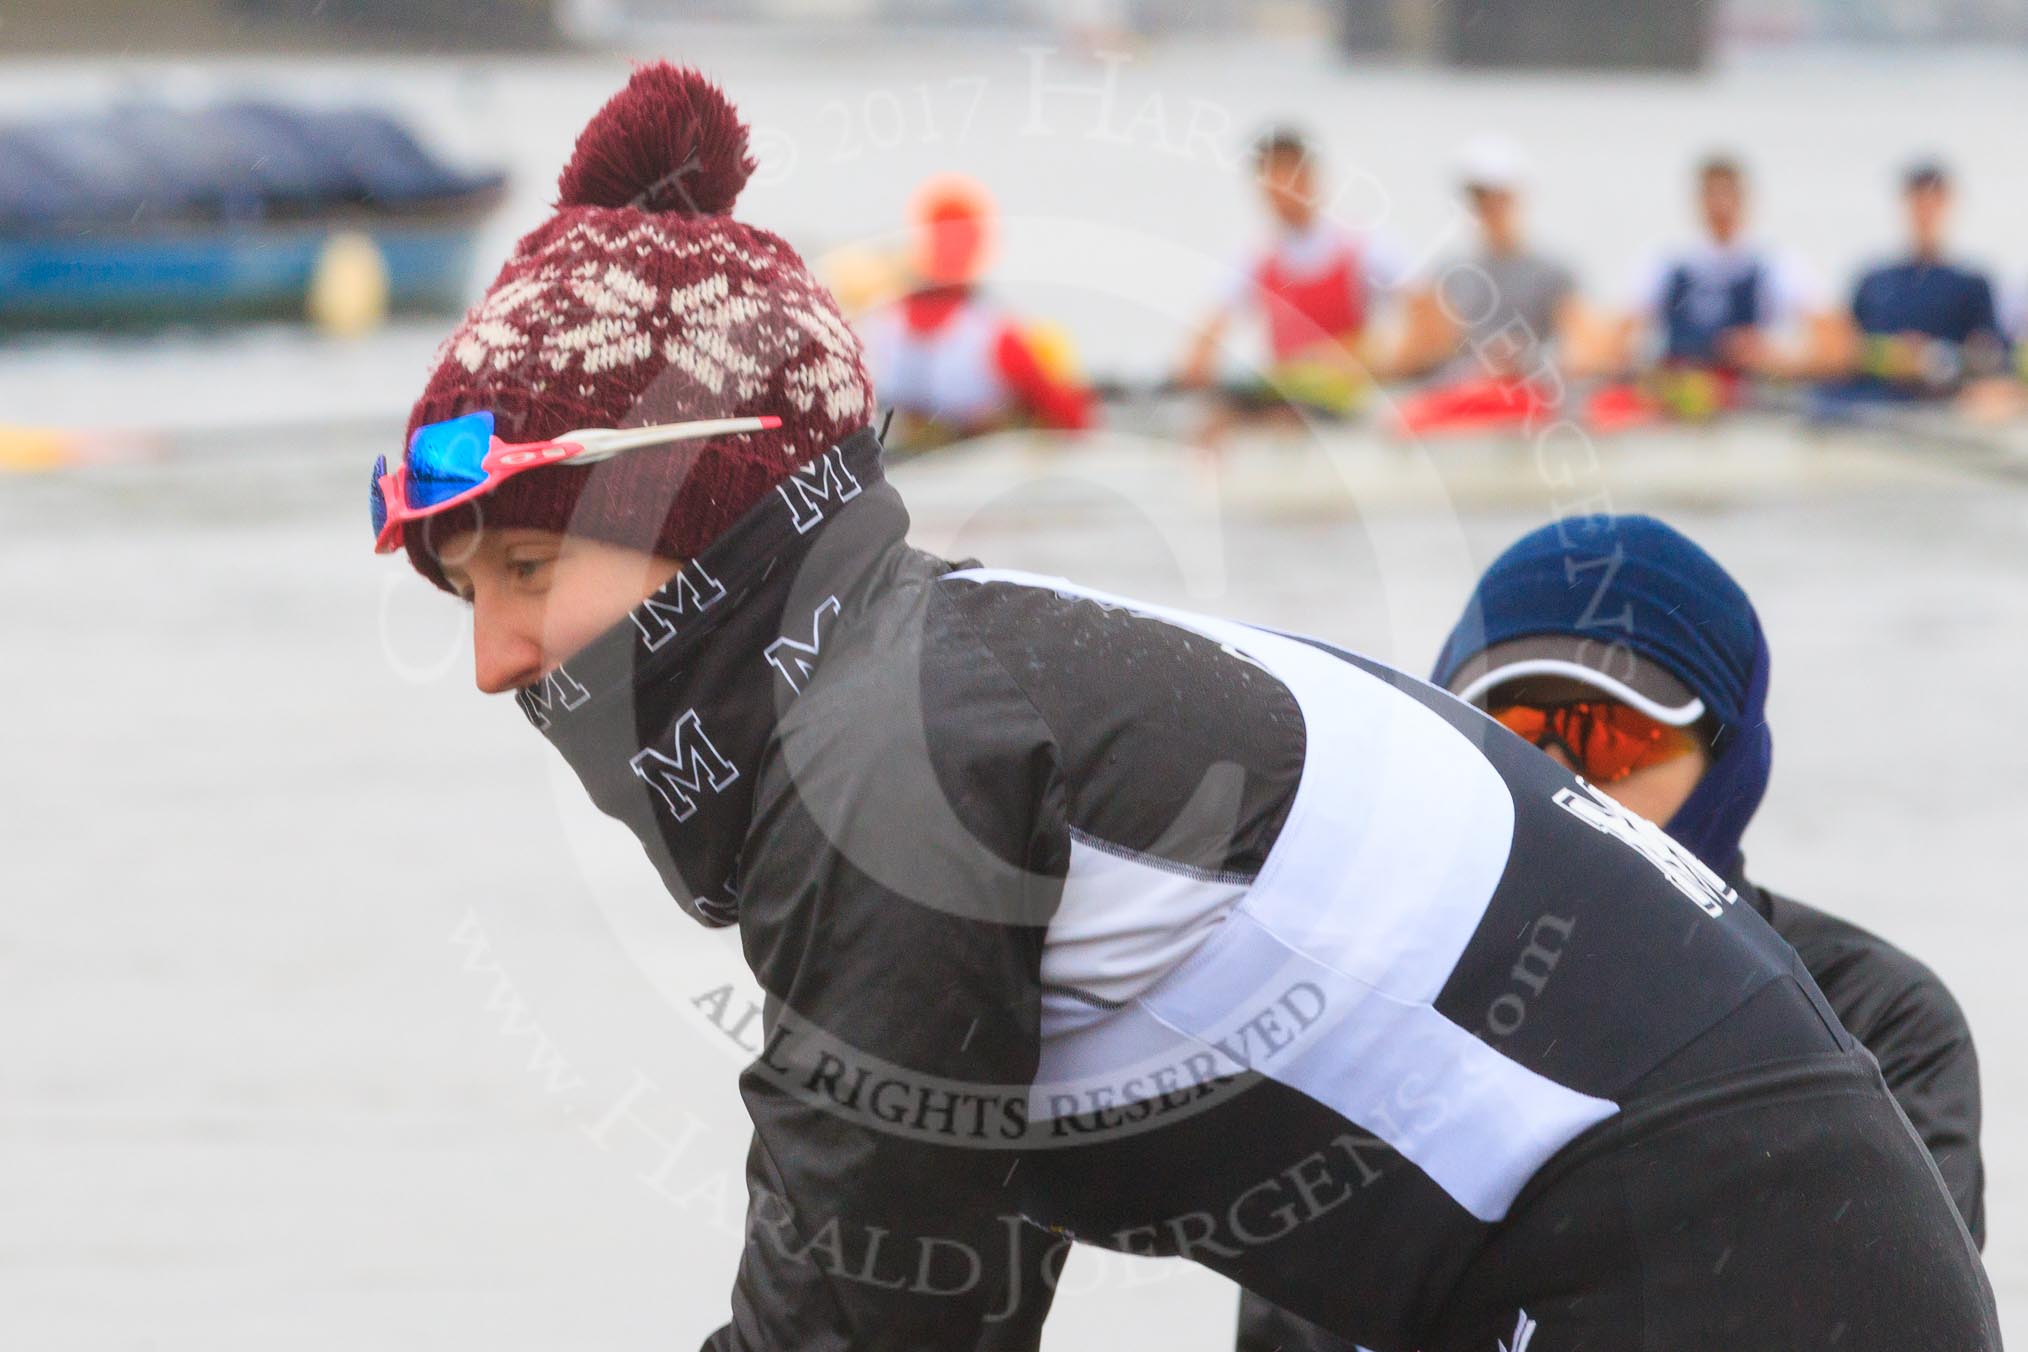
[1238,512,1986,1352]
[1435,512,1985,1227]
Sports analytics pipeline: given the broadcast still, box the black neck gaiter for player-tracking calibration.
[513,427,904,927]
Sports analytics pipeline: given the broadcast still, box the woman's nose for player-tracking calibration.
[470,595,546,695]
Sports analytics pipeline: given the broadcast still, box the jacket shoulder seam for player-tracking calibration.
[1066,824,1256,887]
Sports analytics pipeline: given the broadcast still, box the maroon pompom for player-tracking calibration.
[555,63,755,216]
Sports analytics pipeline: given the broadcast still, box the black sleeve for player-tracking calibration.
[703,599,1071,1349]
[1859,973,1985,1248]
[1766,893,1985,1248]
[1237,1290,1361,1352]
[939,578,1305,879]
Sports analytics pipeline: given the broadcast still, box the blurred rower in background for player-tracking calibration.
[857,173,1093,452]
[1388,136,1605,436]
[1834,160,2019,419]
[1177,127,1411,447]
[1395,136,1589,382]
[1606,155,1847,419]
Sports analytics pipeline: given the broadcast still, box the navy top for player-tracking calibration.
[1661,258,1763,365]
[1851,258,2005,347]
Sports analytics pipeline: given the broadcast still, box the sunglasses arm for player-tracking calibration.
[561,415,784,464]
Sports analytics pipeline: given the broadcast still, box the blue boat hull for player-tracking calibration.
[0,215,487,327]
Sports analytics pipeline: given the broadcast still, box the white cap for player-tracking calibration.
[1457,135,1530,192]
[1447,635,1707,727]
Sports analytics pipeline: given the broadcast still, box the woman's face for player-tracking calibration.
[435,527,685,694]
[1535,738,1711,825]
[1484,676,1712,827]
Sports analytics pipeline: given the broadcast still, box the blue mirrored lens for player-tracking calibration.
[369,454,389,536]
[404,410,495,511]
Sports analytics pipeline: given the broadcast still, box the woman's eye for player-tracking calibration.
[509,559,551,583]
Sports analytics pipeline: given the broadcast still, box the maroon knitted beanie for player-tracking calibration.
[401,63,876,591]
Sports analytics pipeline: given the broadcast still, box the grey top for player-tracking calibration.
[1430,248,1577,379]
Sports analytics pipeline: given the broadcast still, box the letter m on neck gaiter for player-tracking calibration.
[628,709,740,822]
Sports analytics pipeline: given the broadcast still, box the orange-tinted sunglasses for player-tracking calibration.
[1487,700,1703,784]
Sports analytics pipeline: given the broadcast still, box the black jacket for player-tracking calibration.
[1753,885,1985,1244]
[1237,879,1989,1352]
[518,430,1981,1351]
